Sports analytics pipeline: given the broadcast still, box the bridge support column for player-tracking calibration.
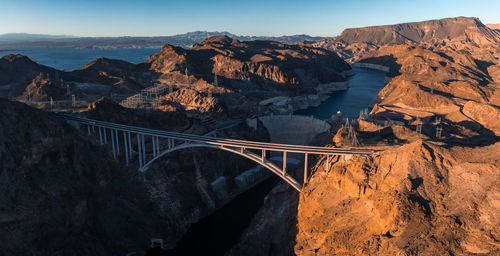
[156,136,160,155]
[87,125,91,135]
[137,134,143,168]
[304,153,308,184]
[98,127,103,145]
[283,151,287,176]
[261,149,266,163]
[152,135,156,157]
[111,129,116,159]
[141,134,146,165]
[103,128,108,144]
[123,131,129,166]
[115,129,120,156]
[128,132,132,159]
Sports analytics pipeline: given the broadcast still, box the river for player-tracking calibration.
[296,67,387,119]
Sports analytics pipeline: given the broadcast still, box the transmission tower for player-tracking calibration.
[436,126,443,139]
[347,121,360,147]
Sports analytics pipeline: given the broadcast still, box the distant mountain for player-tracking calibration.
[314,17,500,61]
[0,31,327,49]
[0,33,76,42]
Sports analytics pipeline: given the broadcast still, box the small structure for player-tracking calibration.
[150,238,164,249]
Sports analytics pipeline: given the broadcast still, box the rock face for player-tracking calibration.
[0,98,275,255]
[0,99,167,255]
[486,24,500,31]
[315,17,500,62]
[292,23,500,255]
[0,54,67,100]
[360,45,493,110]
[159,88,225,117]
[462,101,500,135]
[295,140,500,255]
[71,57,147,91]
[147,36,352,88]
[0,55,152,103]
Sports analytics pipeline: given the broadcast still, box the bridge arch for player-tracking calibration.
[139,142,302,191]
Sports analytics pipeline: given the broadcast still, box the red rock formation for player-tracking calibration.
[359,45,493,110]
[486,23,500,31]
[295,140,500,255]
[315,17,500,62]
[147,36,352,88]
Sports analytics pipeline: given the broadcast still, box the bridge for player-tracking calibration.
[57,113,375,192]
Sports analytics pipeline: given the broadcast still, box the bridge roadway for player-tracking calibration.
[57,113,375,191]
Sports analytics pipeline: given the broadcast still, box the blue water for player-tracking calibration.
[0,48,160,71]
[296,67,387,119]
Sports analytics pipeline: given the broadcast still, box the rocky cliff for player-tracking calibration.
[486,24,500,31]
[70,57,149,92]
[0,54,153,103]
[147,35,352,89]
[0,98,276,255]
[315,17,500,62]
[0,99,167,255]
[291,34,500,255]
[359,45,493,109]
[295,140,500,255]
[0,54,69,101]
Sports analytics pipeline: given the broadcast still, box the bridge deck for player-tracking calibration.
[58,113,375,156]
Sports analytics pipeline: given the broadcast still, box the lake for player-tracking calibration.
[0,47,160,71]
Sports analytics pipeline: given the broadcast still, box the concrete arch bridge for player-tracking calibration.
[58,113,374,192]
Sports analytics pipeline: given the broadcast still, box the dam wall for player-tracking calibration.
[350,62,390,72]
[248,115,331,146]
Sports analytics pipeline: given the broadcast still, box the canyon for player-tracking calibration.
[1,16,500,256]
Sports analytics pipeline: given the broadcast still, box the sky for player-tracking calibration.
[0,0,499,37]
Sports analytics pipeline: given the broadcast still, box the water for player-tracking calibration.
[296,67,387,119]
[147,176,280,256]
[0,47,160,71]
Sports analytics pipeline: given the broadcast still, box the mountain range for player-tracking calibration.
[0,31,327,49]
